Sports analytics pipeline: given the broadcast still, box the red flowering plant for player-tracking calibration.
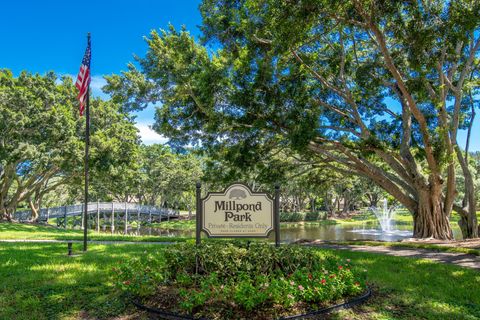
[113,242,368,318]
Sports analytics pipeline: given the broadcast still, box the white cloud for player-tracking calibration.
[57,73,166,145]
[135,123,168,145]
[84,75,109,99]
[90,76,107,94]
[57,73,109,99]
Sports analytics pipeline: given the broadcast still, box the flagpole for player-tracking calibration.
[83,32,91,252]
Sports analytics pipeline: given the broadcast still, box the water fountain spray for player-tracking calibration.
[369,199,397,232]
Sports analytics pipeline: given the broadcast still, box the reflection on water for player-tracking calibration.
[276,224,413,242]
[107,220,463,242]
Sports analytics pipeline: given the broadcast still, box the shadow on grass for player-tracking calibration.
[0,221,80,234]
[0,242,162,320]
[0,222,192,243]
[327,249,480,320]
[2,243,479,320]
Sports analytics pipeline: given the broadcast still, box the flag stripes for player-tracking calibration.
[75,38,91,116]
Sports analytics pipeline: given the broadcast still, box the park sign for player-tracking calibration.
[195,183,280,246]
[203,183,273,237]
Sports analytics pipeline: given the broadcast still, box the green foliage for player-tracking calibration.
[136,144,202,209]
[279,211,304,222]
[0,70,201,213]
[201,148,348,217]
[304,211,327,221]
[0,71,82,218]
[152,219,196,229]
[114,242,367,315]
[82,98,141,203]
[113,255,165,297]
[0,242,157,320]
[0,70,141,218]
[105,0,480,239]
[0,222,190,242]
[1,240,479,319]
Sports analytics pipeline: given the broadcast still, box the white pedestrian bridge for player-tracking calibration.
[14,202,179,230]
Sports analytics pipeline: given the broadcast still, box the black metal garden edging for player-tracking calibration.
[278,287,372,319]
[131,287,372,320]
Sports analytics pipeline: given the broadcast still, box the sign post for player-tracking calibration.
[274,185,280,247]
[196,182,202,246]
[195,183,280,246]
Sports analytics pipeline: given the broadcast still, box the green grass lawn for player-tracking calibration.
[0,242,479,320]
[0,242,153,320]
[0,222,189,242]
[332,249,480,320]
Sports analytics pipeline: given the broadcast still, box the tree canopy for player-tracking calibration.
[0,70,141,220]
[135,144,203,209]
[106,0,480,239]
[0,70,83,219]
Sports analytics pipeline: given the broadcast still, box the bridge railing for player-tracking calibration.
[14,202,179,222]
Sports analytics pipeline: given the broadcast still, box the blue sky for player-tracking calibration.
[1,0,478,150]
[0,0,202,144]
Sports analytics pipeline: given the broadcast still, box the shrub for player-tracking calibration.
[304,211,327,221]
[114,242,368,318]
[112,254,165,297]
[280,211,304,222]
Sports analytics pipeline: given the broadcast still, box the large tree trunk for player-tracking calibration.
[342,192,350,214]
[459,171,478,239]
[365,192,378,207]
[310,197,316,212]
[29,189,43,223]
[456,184,478,239]
[455,146,479,239]
[413,187,453,240]
[457,205,478,239]
[324,192,334,216]
[29,200,39,222]
[298,196,306,211]
[1,207,13,221]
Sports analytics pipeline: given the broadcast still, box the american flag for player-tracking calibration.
[75,37,91,116]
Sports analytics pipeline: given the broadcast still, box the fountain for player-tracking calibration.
[369,198,396,232]
[349,198,412,240]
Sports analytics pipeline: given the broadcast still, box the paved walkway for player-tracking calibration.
[2,239,479,270]
[309,243,480,270]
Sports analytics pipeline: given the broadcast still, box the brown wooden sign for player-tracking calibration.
[196,183,280,245]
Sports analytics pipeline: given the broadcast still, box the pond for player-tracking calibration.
[115,220,463,242]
